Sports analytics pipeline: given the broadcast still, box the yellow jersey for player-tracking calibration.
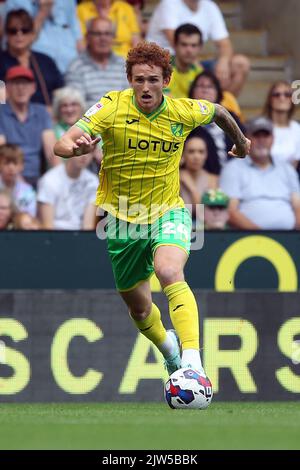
[164,60,204,99]
[76,88,215,223]
[164,59,242,120]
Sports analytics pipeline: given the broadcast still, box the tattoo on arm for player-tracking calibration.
[213,104,246,146]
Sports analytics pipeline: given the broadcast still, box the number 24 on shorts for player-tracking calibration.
[162,222,189,242]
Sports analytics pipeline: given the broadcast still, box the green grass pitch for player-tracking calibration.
[0,403,299,450]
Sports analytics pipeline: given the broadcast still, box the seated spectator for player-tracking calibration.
[165,23,242,119]
[147,0,250,97]
[202,189,229,230]
[77,0,141,58]
[5,0,82,74]
[0,188,15,230]
[263,81,300,166]
[220,117,300,230]
[0,66,58,187]
[13,211,40,229]
[0,144,36,216]
[180,135,218,223]
[189,71,245,174]
[52,86,102,172]
[37,155,98,230]
[66,18,128,109]
[0,9,64,107]
[53,87,87,139]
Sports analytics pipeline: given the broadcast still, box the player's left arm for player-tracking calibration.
[213,103,251,158]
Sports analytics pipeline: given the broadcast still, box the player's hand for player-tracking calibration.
[228,138,251,159]
[72,133,101,157]
[215,58,231,90]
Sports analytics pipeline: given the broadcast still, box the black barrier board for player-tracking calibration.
[0,231,300,290]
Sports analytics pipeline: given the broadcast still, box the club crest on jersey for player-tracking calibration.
[170,122,183,137]
[197,101,209,115]
[85,102,103,117]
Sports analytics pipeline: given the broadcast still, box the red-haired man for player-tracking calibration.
[55,43,250,398]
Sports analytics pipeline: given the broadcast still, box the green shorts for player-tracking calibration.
[106,207,192,291]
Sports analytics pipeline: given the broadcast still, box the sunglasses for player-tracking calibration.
[207,205,227,210]
[88,31,113,37]
[271,91,292,99]
[7,27,32,35]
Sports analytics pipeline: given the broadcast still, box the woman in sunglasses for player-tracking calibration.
[0,8,63,107]
[263,81,300,166]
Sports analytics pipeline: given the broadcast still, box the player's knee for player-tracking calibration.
[129,303,152,321]
[155,264,183,287]
[129,307,151,321]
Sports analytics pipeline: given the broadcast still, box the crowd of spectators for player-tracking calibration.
[0,0,299,232]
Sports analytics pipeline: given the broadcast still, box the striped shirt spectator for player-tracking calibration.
[65,17,128,109]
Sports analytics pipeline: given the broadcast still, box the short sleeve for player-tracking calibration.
[188,99,216,127]
[156,0,178,30]
[207,1,229,41]
[75,92,119,136]
[219,160,243,199]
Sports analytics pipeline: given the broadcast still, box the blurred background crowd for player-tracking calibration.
[0,0,299,232]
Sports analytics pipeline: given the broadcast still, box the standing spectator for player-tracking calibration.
[201,189,229,230]
[0,66,58,187]
[0,9,64,107]
[66,18,128,109]
[0,188,15,230]
[0,144,36,216]
[263,81,300,166]
[5,0,82,74]
[37,155,98,230]
[147,0,250,96]
[189,71,245,174]
[165,23,242,118]
[220,117,300,230]
[77,0,141,58]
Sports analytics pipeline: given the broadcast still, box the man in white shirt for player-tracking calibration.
[220,117,300,230]
[147,0,250,96]
[37,155,98,230]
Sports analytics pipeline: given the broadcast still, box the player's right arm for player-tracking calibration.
[53,125,101,159]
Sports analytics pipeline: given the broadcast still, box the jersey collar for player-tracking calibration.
[132,94,167,122]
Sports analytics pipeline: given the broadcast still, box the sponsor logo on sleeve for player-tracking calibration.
[85,102,103,117]
[197,101,210,115]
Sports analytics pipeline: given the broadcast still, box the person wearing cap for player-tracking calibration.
[0,65,59,187]
[202,189,229,230]
[220,117,300,230]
